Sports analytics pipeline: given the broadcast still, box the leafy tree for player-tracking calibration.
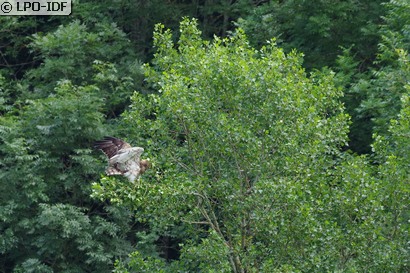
[68,0,256,61]
[0,80,136,272]
[1,16,143,120]
[94,18,408,273]
[334,47,374,154]
[91,18,391,272]
[26,20,138,98]
[363,93,410,272]
[1,1,408,271]
[237,0,384,70]
[0,13,143,272]
[336,0,410,153]
[357,0,410,137]
[0,16,65,80]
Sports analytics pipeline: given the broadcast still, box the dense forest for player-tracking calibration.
[0,0,409,272]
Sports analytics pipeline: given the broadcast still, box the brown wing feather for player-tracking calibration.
[94,136,132,159]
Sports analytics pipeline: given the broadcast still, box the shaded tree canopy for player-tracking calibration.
[1,1,409,272]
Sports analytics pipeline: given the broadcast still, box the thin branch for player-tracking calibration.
[193,190,244,273]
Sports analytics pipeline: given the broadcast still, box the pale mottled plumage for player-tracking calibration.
[94,136,149,182]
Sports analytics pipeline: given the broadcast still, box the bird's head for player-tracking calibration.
[140,159,151,174]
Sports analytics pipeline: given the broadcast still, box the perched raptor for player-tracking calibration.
[94,136,149,182]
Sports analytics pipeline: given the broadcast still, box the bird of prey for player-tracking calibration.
[94,136,149,182]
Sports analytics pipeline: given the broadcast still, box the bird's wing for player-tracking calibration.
[94,137,145,182]
[106,166,123,176]
[94,136,132,159]
[110,148,141,164]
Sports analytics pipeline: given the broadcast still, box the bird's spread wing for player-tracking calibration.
[110,147,142,164]
[94,137,147,182]
[106,166,123,175]
[93,136,132,159]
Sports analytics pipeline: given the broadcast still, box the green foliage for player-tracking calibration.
[360,48,410,137]
[13,258,54,273]
[0,80,133,272]
[93,18,403,272]
[91,60,143,118]
[114,251,168,273]
[0,16,64,79]
[0,8,150,271]
[369,94,410,272]
[1,2,409,272]
[334,48,374,154]
[378,0,410,58]
[99,18,409,273]
[336,0,410,153]
[360,0,410,135]
[237,0,384,70]
[27,20,138,97]
[2,14,143,118]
